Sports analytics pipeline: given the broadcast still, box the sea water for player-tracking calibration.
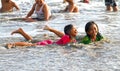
[0,0,120,71]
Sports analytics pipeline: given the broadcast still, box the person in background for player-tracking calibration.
[63,0,79,12]
[6,24,78,49]
[0,0,19,13]
[79,0,89,3]
[80,21,103,44]
[24,0,51,22]
[105,0,118,12]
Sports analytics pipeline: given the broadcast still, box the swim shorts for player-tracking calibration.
[105,0,117,7]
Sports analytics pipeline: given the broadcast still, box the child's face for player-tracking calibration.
[87,24,98,37]
[69,26,78,37]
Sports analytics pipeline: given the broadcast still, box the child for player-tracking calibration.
[0,0,19,12]
[63,0,79,12]
[24,0,51,22]
[6,24,78,49]
[80,21,103,44]
[105,0,118,12]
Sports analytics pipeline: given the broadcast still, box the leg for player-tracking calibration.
[11,28,33,41]
[113,6,118,12]
[112,0,118,12]
[105,0,112,11]
[44,25,65,37]
[6,42,36,49]
[106,5,112,11]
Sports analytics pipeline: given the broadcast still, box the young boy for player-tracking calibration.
[0,0,19,12]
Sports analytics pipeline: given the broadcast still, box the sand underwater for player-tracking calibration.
[0,0,120,71]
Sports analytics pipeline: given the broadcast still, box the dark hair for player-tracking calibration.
[85,21,101,37]
[64,24,73,37]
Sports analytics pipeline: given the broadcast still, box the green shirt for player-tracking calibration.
[80,35,103,44]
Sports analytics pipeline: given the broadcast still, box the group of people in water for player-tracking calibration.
[0,0,119,49]
[7,21,103,49]
[0,0,118,13]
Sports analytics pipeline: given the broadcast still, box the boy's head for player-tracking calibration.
[64,24,77,38]
[85,21,99,37]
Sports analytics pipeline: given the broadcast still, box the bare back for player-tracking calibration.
[0,0,19,12]
[66,4,79,12]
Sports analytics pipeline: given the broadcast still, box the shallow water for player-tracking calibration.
[0,0,120,71]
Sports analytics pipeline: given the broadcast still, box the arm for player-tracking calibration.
[68,5,75,12]
[12,2,20,10]
[25,3,36,18]
[43,4,50,21]
[44,25,65,37]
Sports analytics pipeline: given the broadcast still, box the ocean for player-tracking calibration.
[0,0,120,71]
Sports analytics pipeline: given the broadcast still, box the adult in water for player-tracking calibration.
[0,0,19,13]
[24,0,51,22]
[105,0,118,12]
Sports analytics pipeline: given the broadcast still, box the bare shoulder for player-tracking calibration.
[43,3,49,10]
[44,3,49,7]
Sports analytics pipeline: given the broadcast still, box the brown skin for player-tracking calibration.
[6,28,35,49]
[11,28,33,41]
[0,0,19,12]
[106,5,118,12]
[69,26,78,37]
[87,24,98,42]
[24,0,51,22]
[64,0,79,12]
[69,26,78,42]
[44,25,65,37]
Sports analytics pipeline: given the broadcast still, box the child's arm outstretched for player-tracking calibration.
[44,25,65,37]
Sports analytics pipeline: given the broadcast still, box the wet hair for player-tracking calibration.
[64,24,73,37]
[85,21,101,37]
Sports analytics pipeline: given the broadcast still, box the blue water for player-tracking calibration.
[0,0,120,71]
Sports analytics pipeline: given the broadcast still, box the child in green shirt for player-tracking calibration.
[80,21,103,44]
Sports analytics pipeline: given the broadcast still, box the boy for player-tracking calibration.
[0,0,19,12]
